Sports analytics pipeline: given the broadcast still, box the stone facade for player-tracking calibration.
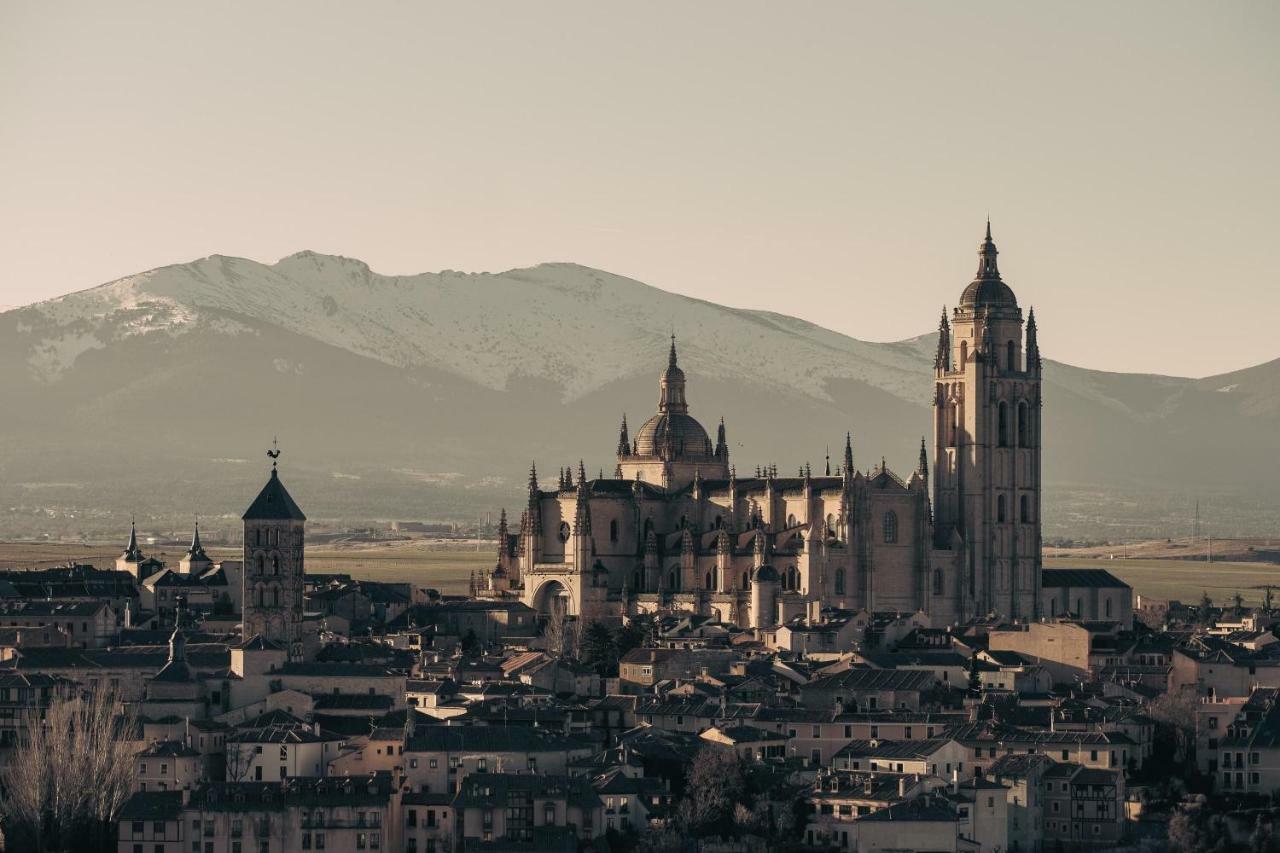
[507,225,1043,629]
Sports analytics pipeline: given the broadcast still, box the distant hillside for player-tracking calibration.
[1,253,1276,542]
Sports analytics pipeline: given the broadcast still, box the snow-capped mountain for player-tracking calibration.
[1,252,1277,539]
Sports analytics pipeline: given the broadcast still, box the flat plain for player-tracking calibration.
[3,541,1279,605]
[0,539,487,594]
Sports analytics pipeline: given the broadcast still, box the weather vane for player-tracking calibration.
[267,435,281,468]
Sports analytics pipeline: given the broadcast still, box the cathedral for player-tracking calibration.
[496,224,1043,629]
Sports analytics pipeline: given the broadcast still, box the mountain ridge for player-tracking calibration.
[1,252,1277,541]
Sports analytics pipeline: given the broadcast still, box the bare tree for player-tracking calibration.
[0,687,139,853]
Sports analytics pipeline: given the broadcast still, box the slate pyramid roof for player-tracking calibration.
[242,468,306,522]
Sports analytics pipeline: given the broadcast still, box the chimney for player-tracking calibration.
[951,768,959,794]
[898,776,906,798]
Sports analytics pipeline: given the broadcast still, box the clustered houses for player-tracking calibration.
[0,225,1270,853]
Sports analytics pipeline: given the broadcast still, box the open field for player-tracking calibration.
[1046,536,1280,563]
[0,540,489,594]
[1046,556,1280,606]
[6,541,1280,607]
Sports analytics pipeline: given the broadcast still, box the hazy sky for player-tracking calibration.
[3,2,1277,377]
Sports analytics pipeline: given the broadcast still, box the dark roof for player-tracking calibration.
[242,468,306,521]
[406,726,593,754]
[119,791,184,821]
[804,668,936,692]
[1041,569,1130,589]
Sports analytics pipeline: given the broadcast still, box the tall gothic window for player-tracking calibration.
[834,568,845,595]
[741,571,749,590]
[883,511,898,544]
[609,519,619,542]
[997,402,1009,447]
[960,341,968,364]
[705,571,712,590]
[1017,401,1029,447]
[1020,494,1030,523]
[997,495,1007,523]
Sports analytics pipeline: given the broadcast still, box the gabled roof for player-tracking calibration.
[242,469,306,521]
[1041,569,1130,589]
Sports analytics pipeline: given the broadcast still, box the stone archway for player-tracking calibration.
[532,579,574,618]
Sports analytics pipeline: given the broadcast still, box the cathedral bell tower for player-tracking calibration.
[242,450,307,661]
[932,222,1042,620]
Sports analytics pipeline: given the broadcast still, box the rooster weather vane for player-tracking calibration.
[267,436,281,468]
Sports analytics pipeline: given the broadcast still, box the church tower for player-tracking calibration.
[932,223,1042,620]
[241,457,307,660]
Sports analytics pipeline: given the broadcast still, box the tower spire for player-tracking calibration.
[976,221,1001,280]
[669,333,678,369]
[843,432,854,476]
[715,417,728,461]
[918,437,929,475]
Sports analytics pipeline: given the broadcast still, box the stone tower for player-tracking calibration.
[932,222,1042,620]
[241,462,307,660]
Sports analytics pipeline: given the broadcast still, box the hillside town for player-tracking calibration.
[0,230,1275,853]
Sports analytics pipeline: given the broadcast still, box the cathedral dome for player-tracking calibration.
[959,278,1018,310]
[633,412,713,457]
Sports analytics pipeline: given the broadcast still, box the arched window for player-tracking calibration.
[997,402,1009,447]
[960,341,968,364]
[1007,340,1016,372]
[609,519,619,542]
[933,569,943,595]
[950,404,960,447]
[826,513,835,534]
[786,513,796,528]
[789,566,800,591]
[705,571,712,590]
[742,571,749,590]
[714,515,723,530]
[255,529,263,547]
[255,553,265,573]
[997,495,1007,523]
[669,571,679,591]
[271,554,280,575]
[883,511,898,544]
[834,568,845,595]
[1017,401,1029,447]
[1020,494,1030,523]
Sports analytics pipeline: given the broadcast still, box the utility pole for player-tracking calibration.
[1194,498,1201,540]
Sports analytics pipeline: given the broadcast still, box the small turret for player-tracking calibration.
[1026,307,1041,374]
[616,414,631,458]
[715,418,728,462]
[935,308,952,371]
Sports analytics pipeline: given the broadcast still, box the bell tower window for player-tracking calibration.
[998,402,1009,447]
